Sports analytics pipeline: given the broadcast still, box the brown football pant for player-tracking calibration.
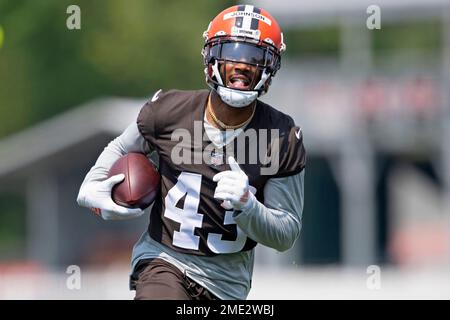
[133,258,219,300]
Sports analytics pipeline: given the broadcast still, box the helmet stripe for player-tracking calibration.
[250,7,261,30]
[242,5,254,30]
[234,5,245,28]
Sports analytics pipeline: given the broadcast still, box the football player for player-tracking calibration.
[77,4,306,300]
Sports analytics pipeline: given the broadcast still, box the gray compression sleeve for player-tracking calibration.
[233,170,305,252]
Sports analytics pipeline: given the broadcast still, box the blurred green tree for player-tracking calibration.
[0,0,234,138]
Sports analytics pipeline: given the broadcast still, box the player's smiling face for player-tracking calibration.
[221,61,259,91]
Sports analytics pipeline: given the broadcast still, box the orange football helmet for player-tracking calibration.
[202,5,286,107]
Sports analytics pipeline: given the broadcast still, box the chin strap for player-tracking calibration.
[210,61,271,108]
[211,60,224,85]
[254,68,270,91]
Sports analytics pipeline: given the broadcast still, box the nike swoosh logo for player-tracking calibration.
[151,89,162,102]
[295,128,301,140]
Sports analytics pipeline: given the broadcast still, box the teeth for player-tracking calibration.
[231,78,248,85]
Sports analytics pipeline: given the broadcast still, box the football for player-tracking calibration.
[108,153,160,209]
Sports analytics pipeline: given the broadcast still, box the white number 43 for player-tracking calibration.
[164,172,247,254]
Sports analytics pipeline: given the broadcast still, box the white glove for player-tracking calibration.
[77,174,144,220]
[213,157,256,211]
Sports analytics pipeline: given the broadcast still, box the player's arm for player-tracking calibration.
[214,158,304,252]
[234,171,304,252]
[214,123,306,252]
[76,121,151,220]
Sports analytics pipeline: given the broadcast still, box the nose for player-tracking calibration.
[232,61,252,72]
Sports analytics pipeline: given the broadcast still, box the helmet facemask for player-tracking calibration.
[202,37,281,108]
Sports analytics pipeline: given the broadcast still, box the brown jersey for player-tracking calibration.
[137,89,306,256]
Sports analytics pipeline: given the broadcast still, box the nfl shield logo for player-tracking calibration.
[210,150,224,166]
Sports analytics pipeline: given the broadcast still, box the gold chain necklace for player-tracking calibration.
[207,94,256,130]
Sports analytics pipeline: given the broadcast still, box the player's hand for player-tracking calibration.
[213,156,256,211]
[76,174,144,220]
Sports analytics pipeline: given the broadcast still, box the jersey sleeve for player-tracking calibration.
[274,120,306,178]
[136,89,163,148]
